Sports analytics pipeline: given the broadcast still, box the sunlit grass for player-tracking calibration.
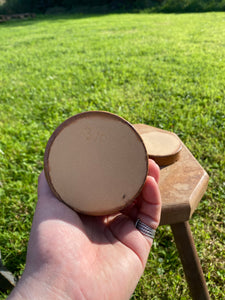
[0,12,225,299]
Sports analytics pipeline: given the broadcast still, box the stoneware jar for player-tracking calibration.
[44,111,148,216]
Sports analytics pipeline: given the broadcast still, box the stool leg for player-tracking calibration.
[170,221,210,300]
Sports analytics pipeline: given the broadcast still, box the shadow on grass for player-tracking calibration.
[0,13,106,28]
[0,4,140,28]
[1,3,225,28]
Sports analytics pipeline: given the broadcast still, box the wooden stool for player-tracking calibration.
[134,124,210,300]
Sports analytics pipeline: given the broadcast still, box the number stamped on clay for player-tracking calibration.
[83,127,107,143]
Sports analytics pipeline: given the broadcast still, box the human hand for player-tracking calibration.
[8,159,161,300]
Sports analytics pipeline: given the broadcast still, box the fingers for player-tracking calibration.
[148,159,160,184]
[133,160,161,244]
[108,172,161,267]
[138,176,161,229]
[108,214,150,269]
[121,160,160,219]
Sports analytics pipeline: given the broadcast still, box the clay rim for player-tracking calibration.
[44,111,149,215]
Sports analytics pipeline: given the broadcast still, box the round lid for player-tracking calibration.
[44,111,148,216]
[141,131,181,157]
[133,124,182,166]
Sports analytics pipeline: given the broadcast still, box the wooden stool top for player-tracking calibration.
[134,124,209,225]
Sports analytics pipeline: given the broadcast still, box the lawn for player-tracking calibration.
[0,12,225,299]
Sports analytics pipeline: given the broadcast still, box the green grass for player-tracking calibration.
[0,12,225,299]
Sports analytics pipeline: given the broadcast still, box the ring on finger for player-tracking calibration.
[135,218,156,239]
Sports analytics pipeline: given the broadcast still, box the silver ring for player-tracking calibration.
[135,219,156,239]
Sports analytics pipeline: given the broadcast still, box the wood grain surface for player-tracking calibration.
[133,125,209,225]
[133,124,182,166]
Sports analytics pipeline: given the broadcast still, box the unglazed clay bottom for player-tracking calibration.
[44,111,148,216]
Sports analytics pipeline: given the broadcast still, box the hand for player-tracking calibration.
[8,159,161,300]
